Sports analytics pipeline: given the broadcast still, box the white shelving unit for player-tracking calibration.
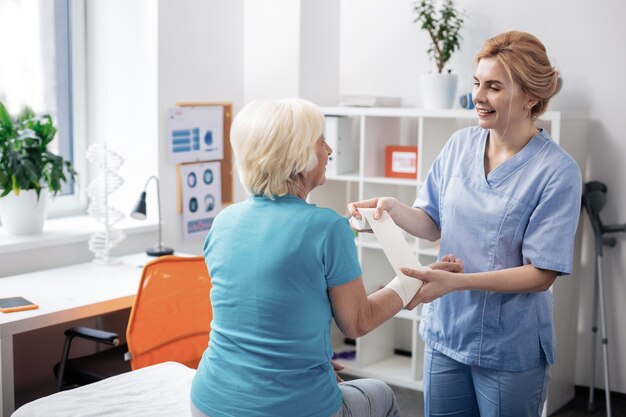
[310,106,588,414]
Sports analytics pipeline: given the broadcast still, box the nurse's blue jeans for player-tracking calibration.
[424,345,550,417]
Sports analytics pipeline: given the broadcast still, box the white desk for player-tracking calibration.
[0,253,153,417]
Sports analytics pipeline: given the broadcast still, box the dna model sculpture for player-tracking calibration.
[86,143,126,264]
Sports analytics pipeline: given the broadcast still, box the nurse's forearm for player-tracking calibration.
[456,264,557,293]
[389,205,440,241]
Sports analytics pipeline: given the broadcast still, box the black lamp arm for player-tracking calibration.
[143,175,164,249]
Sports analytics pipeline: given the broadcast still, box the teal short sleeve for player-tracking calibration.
[323,217,362,288]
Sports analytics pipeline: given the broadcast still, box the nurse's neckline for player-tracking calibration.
[486,125,540,157]
[483,127,544,180]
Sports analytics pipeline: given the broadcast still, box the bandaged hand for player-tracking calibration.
[403,254,465,309]
[385,256,464,307]
[384,270,429,307]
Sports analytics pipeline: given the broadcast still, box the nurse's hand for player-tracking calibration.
[347,197,398,221]
[404,255,464,309]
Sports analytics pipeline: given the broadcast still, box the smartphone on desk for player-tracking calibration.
[0,296,39,313]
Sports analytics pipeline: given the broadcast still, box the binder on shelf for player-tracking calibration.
[324,116,354,176]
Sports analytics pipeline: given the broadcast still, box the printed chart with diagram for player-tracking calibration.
[167,106,224,164]
[180,161,222,241]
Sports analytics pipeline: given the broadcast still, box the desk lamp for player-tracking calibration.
[131,176,174,257]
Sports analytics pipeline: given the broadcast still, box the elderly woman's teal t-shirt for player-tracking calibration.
[191,194,361,417]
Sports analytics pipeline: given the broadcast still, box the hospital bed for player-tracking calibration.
[12,362,195,417]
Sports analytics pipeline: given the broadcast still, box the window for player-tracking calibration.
[0,0,86,215]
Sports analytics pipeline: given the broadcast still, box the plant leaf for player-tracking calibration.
[0,102,12,130]
[0,103,76,197]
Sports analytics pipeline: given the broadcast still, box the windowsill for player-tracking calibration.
[0,215,158,254]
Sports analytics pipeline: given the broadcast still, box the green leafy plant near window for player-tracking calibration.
[413,0,464,74]
[0,102,77,199]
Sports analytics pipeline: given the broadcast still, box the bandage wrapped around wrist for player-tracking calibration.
[385,275,425,307]
[350,208,431,307]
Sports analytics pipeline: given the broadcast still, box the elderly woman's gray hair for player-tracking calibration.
[230,99,324,199]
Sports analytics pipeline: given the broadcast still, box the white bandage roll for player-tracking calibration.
[351,208,430,306]
[349,215,371,232]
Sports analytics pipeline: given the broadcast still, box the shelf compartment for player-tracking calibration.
[321,106,481,120]
[326,173,360,182]
[418,239,440,258]
[360,247,396,295]
[418,247,439,257]
[358,236,417,250]
[361,175,420,186]
[359,238,438,258]
[307,180,357,216]
[332,343,357,365]
[361,183,417,208]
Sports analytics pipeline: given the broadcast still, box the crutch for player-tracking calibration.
[581,181,626,416]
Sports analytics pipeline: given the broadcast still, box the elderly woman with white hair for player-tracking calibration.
[190,98,462,417]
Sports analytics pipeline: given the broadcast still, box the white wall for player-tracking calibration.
[299,0,340,106]
[243,0,300,102]
[157,0,245,256]
[86,0,158,222]
[339,0,626,394]
[242,0,340,106]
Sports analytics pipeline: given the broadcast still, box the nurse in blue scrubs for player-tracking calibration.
[349,31,582,417]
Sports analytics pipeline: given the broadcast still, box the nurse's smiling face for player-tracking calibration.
[472,57,533,134]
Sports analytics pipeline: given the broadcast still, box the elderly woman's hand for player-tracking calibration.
[331,359,345,383]
[404,254,464,309]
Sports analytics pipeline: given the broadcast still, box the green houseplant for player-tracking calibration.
[0,102,76,198]
[0,102,77,234]
[413,0,464,74]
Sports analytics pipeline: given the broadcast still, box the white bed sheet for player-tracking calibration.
[12,361,195,417]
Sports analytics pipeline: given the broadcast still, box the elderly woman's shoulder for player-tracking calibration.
[210,200,250,225]
[307,204,352,228]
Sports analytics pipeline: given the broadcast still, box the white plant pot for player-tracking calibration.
[0,190,48,235]
[420,73,458,109]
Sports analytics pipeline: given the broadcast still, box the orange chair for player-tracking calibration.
[54,255,212,391]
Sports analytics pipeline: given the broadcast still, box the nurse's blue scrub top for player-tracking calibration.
[415,126,582,371]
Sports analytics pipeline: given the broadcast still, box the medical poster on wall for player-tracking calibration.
[180,161,222,241]
[167,106,224,164]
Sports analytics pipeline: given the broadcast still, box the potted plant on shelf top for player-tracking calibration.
[413,0,464,109]
[0,102,77,235]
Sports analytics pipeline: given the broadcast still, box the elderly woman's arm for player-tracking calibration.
[329,279,402,339]
[328,259,463,339]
